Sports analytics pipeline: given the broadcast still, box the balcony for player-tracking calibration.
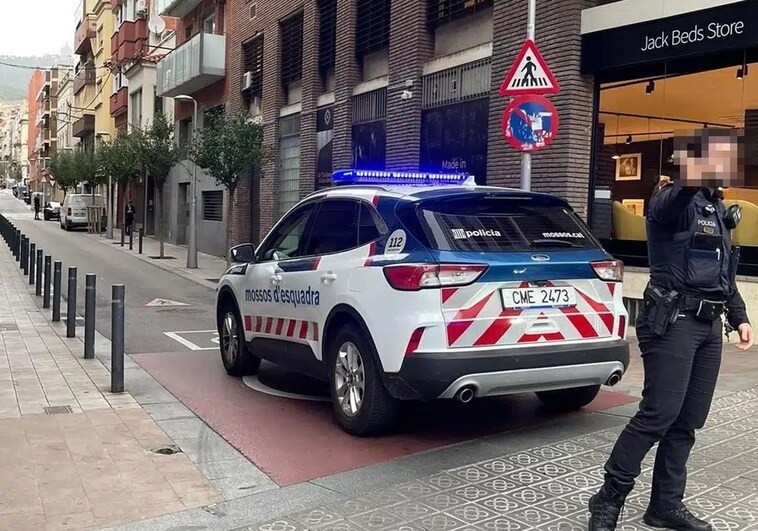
[75,14,98,55]
[156,0,202,18]
[73,67,97,94]
[72,114,95,138]
[111,19,148,63]
[157,32,226,98]
[110,87,128,118]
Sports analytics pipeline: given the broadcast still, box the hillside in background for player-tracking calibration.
[0,54,60,103]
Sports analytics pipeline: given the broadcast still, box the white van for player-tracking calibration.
[60,194,106,231]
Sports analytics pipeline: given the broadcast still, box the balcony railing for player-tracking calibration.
[75,14,98,55]
[72,114,95,138]
[111,19,148,63]
[110,87,128,118]
[156,0,202,18]
[73,67,97,94]
[157,32,226,98]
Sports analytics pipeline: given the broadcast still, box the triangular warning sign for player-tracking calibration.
[500,39,560,97]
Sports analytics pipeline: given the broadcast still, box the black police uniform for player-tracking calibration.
[589,184,749,531]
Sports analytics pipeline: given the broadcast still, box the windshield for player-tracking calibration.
[398,195,599,252]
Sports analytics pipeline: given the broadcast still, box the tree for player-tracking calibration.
[70,147,101,192]
[97,131,141,225]
[135,113,179,258]
[47,151,79,195]
[190,107,265,263]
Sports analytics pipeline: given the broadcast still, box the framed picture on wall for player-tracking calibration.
[615,153,642,181]
[622,199,645,216]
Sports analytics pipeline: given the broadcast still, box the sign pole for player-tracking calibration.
[521,0,536,191]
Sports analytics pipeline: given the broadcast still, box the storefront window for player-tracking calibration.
[278,113,301,218]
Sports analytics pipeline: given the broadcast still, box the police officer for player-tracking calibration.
[588,129,754,531]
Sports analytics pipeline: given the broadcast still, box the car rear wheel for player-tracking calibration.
[218,301,260,377]
[328,323,400,436]
[536,385,601,412]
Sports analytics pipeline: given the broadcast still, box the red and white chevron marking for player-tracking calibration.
[442,280,620,348]
[244,315,319,342]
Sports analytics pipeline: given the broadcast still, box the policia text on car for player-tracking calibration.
[588,129,755,531]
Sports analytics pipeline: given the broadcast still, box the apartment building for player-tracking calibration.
[35,65,73,202]
[26,70,45,193]
[155,0,229,257]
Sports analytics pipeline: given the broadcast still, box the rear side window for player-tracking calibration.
[401,196,598,252]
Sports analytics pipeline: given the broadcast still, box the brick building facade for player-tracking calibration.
[225,0,600,248]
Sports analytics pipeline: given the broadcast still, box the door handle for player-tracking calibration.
[321,272,337,284]
[270,274,282,285]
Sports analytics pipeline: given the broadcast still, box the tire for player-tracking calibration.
[536,385,601,412]
[43,212,49,221]
[65,220,71,231]
[217,299,260,377]
[327,323,400,436]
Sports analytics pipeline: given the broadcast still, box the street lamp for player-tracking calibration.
[174,94,198,269]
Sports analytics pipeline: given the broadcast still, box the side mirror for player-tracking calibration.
[230,243,255,263]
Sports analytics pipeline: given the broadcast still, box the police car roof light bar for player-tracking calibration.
[331,169,475,187]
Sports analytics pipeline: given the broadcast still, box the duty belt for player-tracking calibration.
[677,293,726,319]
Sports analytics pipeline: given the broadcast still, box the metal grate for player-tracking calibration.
[202,191,224,222]
[356,0,390,58]
[352,88,387,124]
[44,405,73,415]
[280,11,304,87]
[428,0,493,28]
[318,0,337,75]
[242,35,263,98]
[422,57,491,109]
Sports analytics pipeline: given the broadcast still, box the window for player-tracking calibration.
[202,190,223,221]
[278,114,301,218]
[303,200,360,255]
[203,14,215,34]
[427,0,493,28]
[318,0,337,78]
[185,24,193,40]
[153,88,163,116]
[358,201,386,245]
[355,0,390,59]
[178,118,192,154]
[242,36,263,99]
[248,1,257,19]
[130,89,142,129]
[280,11,304,88]
[257,202,317,262]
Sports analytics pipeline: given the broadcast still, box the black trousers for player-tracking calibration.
[602,309,722,510]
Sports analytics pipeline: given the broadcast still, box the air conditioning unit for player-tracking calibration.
[136,0,148,16]
[242,71,253,91]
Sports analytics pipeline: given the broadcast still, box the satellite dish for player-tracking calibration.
[148,16,166,35]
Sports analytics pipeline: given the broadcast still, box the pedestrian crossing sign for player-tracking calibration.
[500,39,560,97]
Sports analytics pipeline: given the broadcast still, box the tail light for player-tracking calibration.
[591,259,623,282]
[616,315,627,339]
[382,263,487,291]
[404,327,426,356]
[67,207,72,216]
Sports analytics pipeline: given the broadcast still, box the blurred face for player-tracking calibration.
[674,129,744,188]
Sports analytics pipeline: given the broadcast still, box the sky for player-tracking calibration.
[0,0,79,56]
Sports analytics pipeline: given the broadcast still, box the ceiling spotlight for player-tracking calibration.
[645,80,655,94]
[625,135,632,145]
[611,153,621,160]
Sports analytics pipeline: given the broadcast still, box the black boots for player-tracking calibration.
[588,485,629,531]
[643,504,712,531]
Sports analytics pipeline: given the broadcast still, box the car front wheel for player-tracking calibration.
[218,301,260,377]
[536,384,601,412]
[328,323,400,436]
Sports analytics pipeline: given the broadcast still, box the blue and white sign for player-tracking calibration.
[501,95,560,153]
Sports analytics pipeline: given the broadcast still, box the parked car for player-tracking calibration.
[215,169,630,436]
[60,194,106,231]
[43,201,61,221]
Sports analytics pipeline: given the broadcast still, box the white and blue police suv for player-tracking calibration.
[215,170,630,436]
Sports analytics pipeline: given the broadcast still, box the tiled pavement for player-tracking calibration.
[245,388,758,531]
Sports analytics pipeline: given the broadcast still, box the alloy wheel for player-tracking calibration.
[334,341,366,418]
[221,312,239,366]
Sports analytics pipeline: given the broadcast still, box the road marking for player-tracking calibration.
[146,298,189,307]
[164,331,218,351]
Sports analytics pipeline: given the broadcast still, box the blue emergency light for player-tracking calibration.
[331,169,474,187]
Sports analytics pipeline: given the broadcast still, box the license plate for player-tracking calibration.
[500,286,577,309]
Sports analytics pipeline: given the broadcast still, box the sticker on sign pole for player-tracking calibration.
[500,39,560,97]
[501,95,559,153]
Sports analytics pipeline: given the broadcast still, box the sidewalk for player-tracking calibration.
[0,244,223,530]
[84,230,228,291]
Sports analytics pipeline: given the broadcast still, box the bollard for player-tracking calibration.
[52,261,61,320]
[35,250,43,296]
[21,237,28,274]
[84,274,96,359]
[29,243,36,284]
[66,267,77,338]
[129,229,133,250]
[111,284,125,393]
[43,256,52,308]
[14,229,20,259]
[138,228,143,254]
[120,226,125,247]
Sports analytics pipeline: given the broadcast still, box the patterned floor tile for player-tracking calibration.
[290,506,341,528]
[418,491,466,511]
[384,500,437,521]
[348,509,405,530]
[414,512,467,531]
[255,519,306,531]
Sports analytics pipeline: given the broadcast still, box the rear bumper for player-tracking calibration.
[383,339,630,400]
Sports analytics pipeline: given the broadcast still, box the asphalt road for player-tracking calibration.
[0,190,217,354]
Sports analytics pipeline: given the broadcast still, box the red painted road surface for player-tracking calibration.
[134,351,638,486]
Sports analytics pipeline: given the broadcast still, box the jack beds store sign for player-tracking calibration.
[582,0,758,73]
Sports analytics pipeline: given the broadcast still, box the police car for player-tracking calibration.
[215,170,630,436]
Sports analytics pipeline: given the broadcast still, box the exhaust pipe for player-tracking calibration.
[606,371,622,387]
[455,386,475,403]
